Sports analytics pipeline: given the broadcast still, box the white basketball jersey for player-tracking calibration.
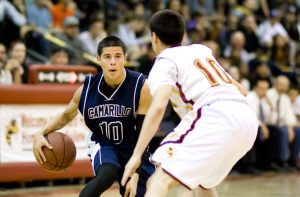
[148,44,247,118]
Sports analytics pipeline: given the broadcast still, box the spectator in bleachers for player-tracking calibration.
[186,0,215,17]
[25,0,54,56]
[7,41,27,84]
[271,34,291,70]
[133,2,152,21]
[249,60,273,88]
[249,46,284,80]
[256,9,289,47]
[50,0,75,31]
[204,40,220,57]
[281,5,299,42]
[267,75,300,171]
[292,92,300,127]
[55,16,83,65]
[228,65,250,92]
[0,0,26,48]
[206,17,226,46]
[79,18,107,57]
[148,0,165,14]
[48,47,69,65]
[0,43,23,84]
[224,31,252,64]
[112,13,151,61]
[238,14,259,55]
[137,43,155,76]
[186,28,202,44]
[239,79,276,173]
[167,0,190,21]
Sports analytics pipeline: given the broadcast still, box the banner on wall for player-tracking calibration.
[0,104,91,163]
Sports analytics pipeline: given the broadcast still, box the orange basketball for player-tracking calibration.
[40,132,76,172]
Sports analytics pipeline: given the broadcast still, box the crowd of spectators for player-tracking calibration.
[0,0,300,174]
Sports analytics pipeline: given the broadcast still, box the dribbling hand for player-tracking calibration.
[33,133,52,164]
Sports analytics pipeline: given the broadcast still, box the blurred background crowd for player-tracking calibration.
[0,0,300,175]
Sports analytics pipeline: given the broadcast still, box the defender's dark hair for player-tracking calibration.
[97,36,126,56]
[149,9,185,46]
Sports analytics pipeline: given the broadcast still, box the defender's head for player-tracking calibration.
[149,9,185,46]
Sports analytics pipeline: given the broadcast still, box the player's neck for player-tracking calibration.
[156,42,171,55]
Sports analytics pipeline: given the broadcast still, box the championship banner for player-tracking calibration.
[0,104,91,163]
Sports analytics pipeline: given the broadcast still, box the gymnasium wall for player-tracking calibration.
[0,65,97,182]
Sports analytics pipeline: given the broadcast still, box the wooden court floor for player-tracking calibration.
[0,172,299,197]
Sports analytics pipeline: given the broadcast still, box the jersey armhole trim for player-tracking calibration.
[133,73,143,118]
[83,75,92,121]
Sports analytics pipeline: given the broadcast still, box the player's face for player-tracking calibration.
[97,46,126,87]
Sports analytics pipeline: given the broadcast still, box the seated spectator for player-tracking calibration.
[249,46,284,79]
[48,47,69,65]
[202,40,220,60]
[79,18,107,57]
[271,34,291,70]
[137,43,155,76]
[238,14,259,55]
[8,41,27,83]
[267,75,300,171]
[50,0,75,31]
[249,60,273,89]
[0,43,23,84]
[187,28,202,44]
[224,31,253,64]
[54,16,83,65]
[0,0,26,47]
[239,79,277,173]
[25,0,54,56]
[256,9,289,47]
[112,13,150,61]
[228,66,250,92]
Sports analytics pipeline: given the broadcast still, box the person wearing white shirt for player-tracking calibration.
[247,79,289,172]
[256,9,289,47]
[79,18,107,57]
[0,0,26,26]
[267,75,300,170]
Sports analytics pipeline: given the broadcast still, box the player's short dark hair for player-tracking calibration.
[97,36,126,56]
[149,9,185,46]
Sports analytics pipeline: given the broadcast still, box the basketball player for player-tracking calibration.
[121,10,258,197]
[33,36,155,197]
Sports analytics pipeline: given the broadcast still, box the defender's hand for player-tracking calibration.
[121,155,141,187]
[124,173,139,197]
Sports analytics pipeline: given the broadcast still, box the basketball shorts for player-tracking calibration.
[88,141,155,197]
[151,100,258,190]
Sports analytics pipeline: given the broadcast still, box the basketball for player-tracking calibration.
[40,131,76,172]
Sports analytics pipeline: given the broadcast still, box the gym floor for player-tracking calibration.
[0,172,299,197]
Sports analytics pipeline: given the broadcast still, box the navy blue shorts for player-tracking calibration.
[92,143,155,197]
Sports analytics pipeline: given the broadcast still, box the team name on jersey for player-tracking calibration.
[88,104,132,119]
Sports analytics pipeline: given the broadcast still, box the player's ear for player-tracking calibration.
[97,55,101,61]
[152,32,158,43]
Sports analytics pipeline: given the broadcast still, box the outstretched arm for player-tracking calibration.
[232,79,247,97]
[33,85,83,164]
[124,80,153,197]
[122,84,172,187]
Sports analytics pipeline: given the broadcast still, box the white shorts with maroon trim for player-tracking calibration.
[151,100,258,190]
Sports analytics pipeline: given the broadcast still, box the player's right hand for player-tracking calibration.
[33,133,52,164]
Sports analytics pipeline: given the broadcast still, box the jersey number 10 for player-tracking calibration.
[99,121,123,144]
[194,58,232,87]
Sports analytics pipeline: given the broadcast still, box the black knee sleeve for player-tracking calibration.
[79,163,119,197]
